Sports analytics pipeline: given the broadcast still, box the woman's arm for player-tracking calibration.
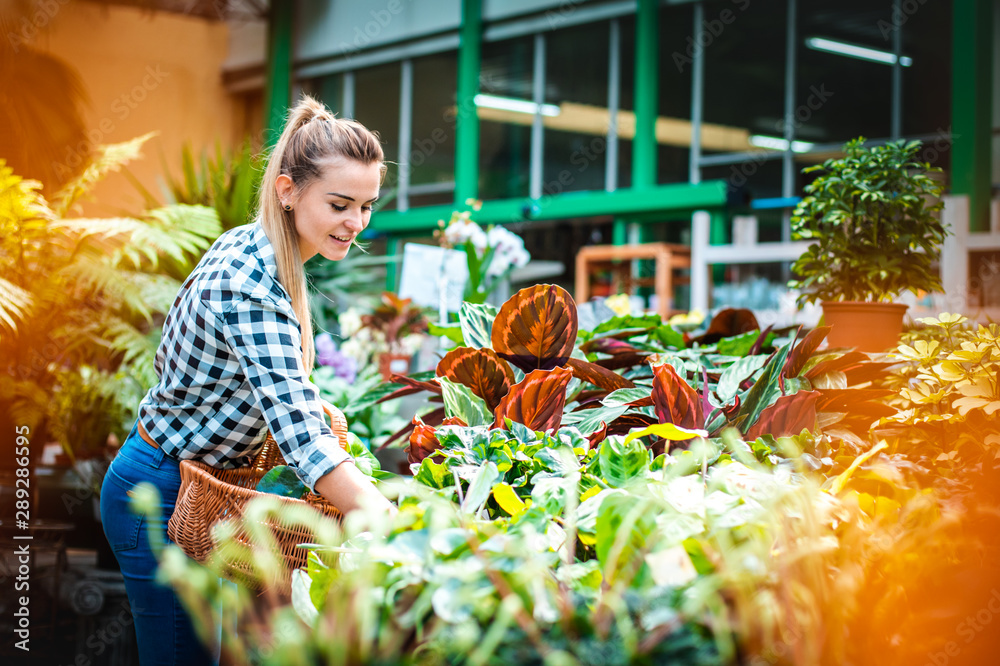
[314,461,395,515]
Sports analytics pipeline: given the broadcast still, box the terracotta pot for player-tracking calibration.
[379,353,411,381]
[821,301,908,353]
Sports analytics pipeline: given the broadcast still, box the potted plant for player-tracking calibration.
[789,137,947,352]
[360,292,429,380]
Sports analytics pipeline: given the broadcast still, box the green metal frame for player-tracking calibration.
[952,0,993,233]
[264,1,294,148]
[455,0,483,204]
[370,181,728,234]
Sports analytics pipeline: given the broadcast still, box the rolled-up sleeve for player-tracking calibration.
[219,296,352,492]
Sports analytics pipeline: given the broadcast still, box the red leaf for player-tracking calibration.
[566,357,635,391]
[785,326,832,378]
[436,347,515,411]
[594,352,651,371]
[407,415,442,465]
[605,412,658,436]
[493,366,574,432]
[586,422,609,449]
[492,284,578,372]
[746,390,821,439]
[388,374,442,394]
[651,363,704,430]
[581,338,639,355]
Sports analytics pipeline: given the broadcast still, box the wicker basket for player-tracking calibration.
[166,404,348,591]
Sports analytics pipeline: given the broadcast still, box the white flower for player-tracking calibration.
[339,308,363,337]
[444,219,488,251]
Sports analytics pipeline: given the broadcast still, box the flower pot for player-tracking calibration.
[379,353,411,381]
[821,301,908,353]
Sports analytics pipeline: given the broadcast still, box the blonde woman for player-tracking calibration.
[100,95,393,665]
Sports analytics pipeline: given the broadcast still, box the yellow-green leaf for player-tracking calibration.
[492,483,527,517]
[623,423,708,445]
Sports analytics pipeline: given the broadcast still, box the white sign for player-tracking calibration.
[398,243,469,312]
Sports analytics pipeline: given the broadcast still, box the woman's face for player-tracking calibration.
[276,158,382,262]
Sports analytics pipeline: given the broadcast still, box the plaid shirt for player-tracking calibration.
[137,221,352,492]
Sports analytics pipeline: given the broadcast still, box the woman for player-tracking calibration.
[100,95,393,665]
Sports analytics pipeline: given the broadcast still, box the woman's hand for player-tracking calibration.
[314,461,395,515]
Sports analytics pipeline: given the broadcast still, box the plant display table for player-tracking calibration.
[575,242,693,317]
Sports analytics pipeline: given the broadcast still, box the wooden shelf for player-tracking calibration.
[575,243,693,318]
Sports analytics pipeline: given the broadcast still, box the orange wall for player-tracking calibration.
[32,2,243,217]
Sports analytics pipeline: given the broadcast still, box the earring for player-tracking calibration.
[284,204,292,211]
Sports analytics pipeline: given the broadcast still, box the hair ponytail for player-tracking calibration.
[256,94,384,373]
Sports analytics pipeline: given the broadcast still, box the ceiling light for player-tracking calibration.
[749,135,815,153]
[474,94,561,117]
[806,37,912,67]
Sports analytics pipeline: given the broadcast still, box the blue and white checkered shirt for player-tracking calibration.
[137,221,352,492]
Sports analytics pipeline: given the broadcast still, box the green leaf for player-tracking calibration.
[596,492,656,586]
[439,376,493,426]
[561,405,628,436]
[462,461,501,513]
[602,388,652,407]
[652,324,686,350]
[414,457,452,489]
[598,437,649,487]
[459,302,498,349]
[255,465,308,498]
[717,330,763,357]
[344,432,382,478]
[716,354,770,404]
[428,321,466,345]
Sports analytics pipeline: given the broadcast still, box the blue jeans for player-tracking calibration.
[100,420,220,665]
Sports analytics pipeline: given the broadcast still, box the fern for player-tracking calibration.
[0,140,222,462]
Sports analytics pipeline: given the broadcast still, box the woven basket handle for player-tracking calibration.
[320,399,351,452]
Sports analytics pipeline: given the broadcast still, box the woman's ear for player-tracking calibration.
[275,174,296,206]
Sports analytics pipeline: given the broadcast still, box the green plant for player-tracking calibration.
[875,313,1000,472]
[789,138,947,305]
[0,136,221,460]
[160,140,263,232]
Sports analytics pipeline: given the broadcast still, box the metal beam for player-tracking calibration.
[264,0,294,147]
[632,0,658,190]
[952,0,993,233]
[370,181,729,234]
[455,0,482,204]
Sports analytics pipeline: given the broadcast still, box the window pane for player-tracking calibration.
[411,51,458,188]
[355,63,401,209]
[900,0,952,173]
[657,2,694,184]
[543,21,610,195]
[479,36,534,200]
[796,0,894,144]
[301,73,346,116]
[702,0,785,146]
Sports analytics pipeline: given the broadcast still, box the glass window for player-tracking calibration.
[657,2,694,184]
[478,36,534,200]
[355,63,401,210]
[701,0,785,148]
[301,73,346,117]
[411,52,458,188]
[899,0,951,173]
[542,21,610,195]
[796,0,894,145]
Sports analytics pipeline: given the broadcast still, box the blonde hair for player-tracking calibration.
[257,94,385,372]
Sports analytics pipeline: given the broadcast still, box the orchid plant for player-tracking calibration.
[436,202,531,305]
